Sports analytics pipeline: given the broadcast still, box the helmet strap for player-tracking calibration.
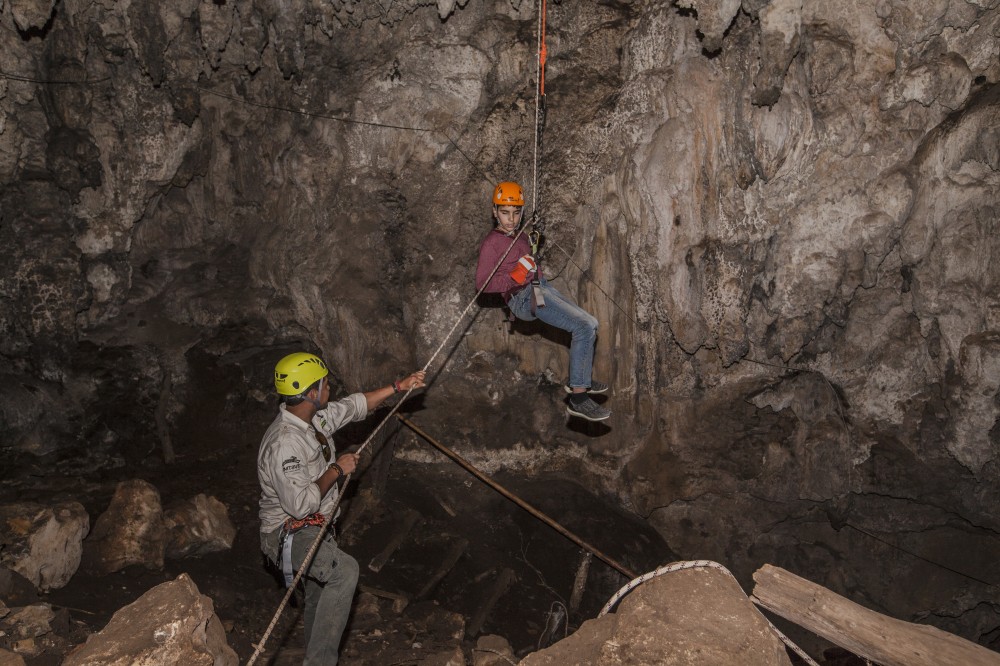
[308,377,325,411]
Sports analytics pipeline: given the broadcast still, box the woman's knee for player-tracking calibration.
[574,312,598,337]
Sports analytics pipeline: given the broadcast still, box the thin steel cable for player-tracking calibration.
[546,234,637,325]
[0,69,111,85]
[844,522,999,590]
[196,85,495,186]
[600,560,820,666]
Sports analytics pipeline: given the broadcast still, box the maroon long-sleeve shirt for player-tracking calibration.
[475,229,542,302]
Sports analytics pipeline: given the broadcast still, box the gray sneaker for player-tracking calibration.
[566,396,611,422]
[564,380,609,395]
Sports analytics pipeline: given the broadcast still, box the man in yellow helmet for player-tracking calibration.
[258,351,425,665]
[475,182,611,422]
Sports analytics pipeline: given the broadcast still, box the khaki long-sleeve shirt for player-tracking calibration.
[257,394,368,534]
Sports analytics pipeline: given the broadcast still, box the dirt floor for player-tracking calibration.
[2,403,674,665]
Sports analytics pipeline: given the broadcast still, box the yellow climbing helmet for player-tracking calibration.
[274,352,329,396]
[493,181,524,207]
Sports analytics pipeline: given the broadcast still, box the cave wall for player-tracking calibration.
[2,0,999,648]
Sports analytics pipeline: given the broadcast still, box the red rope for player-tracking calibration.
[539,0,547,95]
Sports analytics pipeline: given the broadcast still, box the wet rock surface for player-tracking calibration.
[1,0,999,662]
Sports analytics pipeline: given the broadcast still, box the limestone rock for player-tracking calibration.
[950,332,1000,473]
[0,648,26,666]
[675,0,742,52]
[0,501,89,590]
[0,602,71,660]
[164,494,236,559]
[62,573,237,666]
[520,567,793,665]
[0,604,55,643]
[85,479,165,574]
[9,0,55,32]
[0,567,38,607]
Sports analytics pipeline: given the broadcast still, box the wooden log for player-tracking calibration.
[751,564,1000,666]
[358,584,409,613]
[430,490,457,517]
[368,510,421,573]
[568,551,593,615]
[416,537,468,600]
[398,415,638,578]
[467,568,516,638]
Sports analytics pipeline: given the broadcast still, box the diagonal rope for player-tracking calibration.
[247,222,533,665]
[250,5,551,656]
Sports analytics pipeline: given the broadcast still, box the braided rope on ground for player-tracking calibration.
[599,560,820,666]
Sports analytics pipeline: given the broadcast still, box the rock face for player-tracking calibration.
[1,0,999,651]
[0,502,89,591]
[520,567,793,666]
[62,573,237,666]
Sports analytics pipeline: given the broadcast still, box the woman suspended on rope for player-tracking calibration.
[475,181,611,422]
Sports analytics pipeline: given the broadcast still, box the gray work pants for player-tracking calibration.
[262,525,359,665]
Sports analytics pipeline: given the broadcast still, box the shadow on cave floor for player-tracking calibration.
[12,439,673,664]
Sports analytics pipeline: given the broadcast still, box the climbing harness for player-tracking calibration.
[527,213,547,312]
[600,560,820,666]
[277,513,328,588]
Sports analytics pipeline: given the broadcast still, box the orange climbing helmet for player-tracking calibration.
[493,181,524,207]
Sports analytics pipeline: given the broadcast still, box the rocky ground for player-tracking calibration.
[0,399,675,664]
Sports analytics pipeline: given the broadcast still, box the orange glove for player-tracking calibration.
[510,255,537,285]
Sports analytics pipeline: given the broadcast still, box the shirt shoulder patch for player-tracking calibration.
[282,455,302,474]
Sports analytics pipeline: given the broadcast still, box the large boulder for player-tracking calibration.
[84,479,165,574]
[520,566,794,665]
[62,573,236,666]
[0,602,70,661]
[0,502,89,590]
[164,493,236,559]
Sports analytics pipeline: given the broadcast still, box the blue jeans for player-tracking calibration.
[508,278,598,389]
[262,526,359,665]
